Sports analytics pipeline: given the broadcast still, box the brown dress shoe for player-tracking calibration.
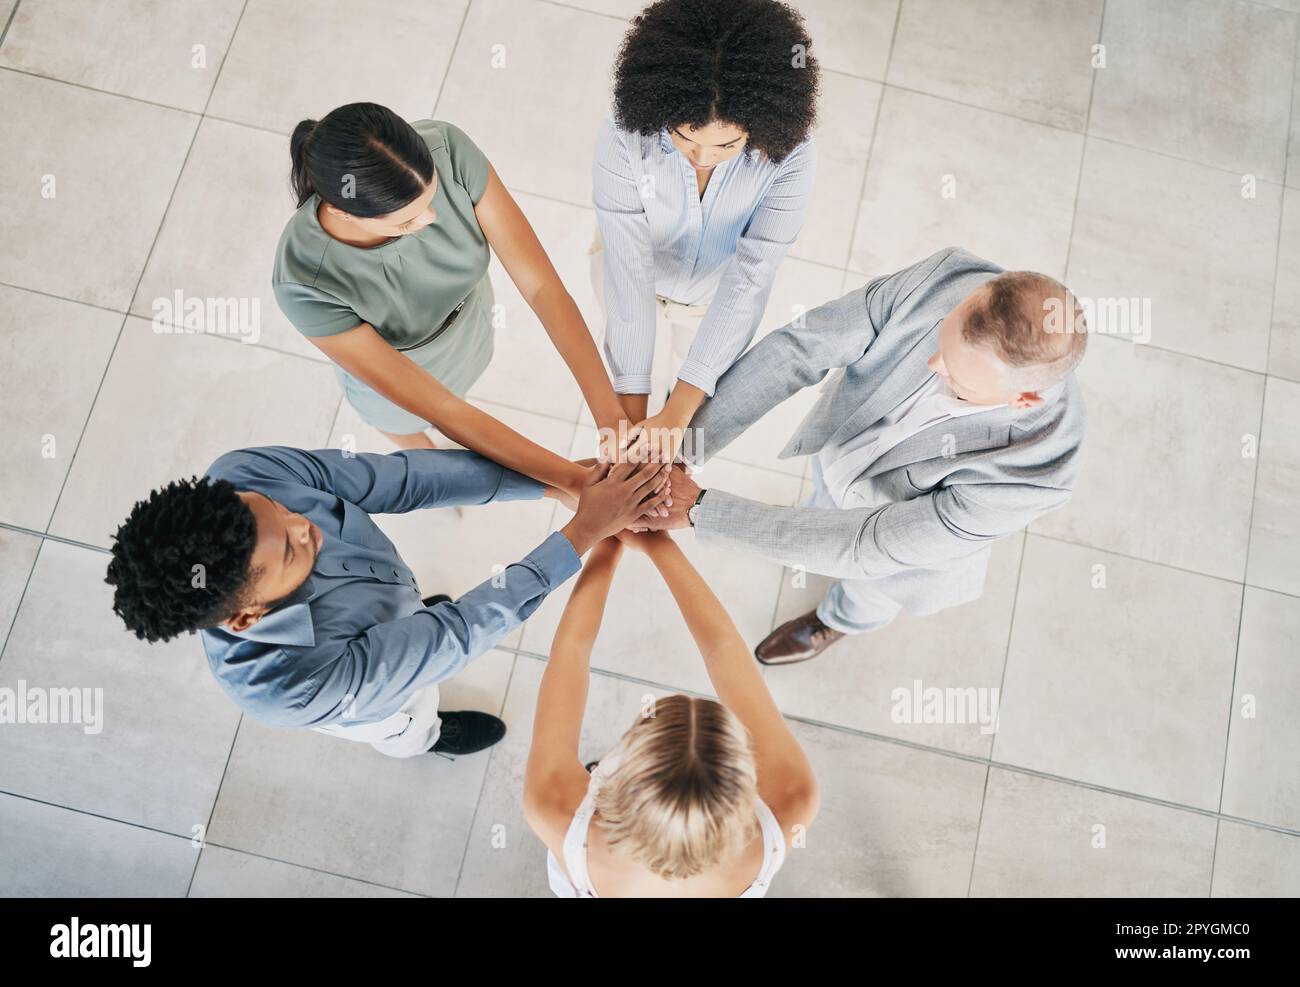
[755,610,845,666]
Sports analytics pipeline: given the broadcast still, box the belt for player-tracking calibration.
[395,296,468,352]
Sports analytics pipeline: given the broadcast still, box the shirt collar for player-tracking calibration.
[226,575,318,648]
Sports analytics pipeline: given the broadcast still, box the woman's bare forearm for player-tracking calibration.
[530,281,626,429]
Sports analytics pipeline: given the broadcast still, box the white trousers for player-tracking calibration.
[311,683,442,758]
[588,229,709,416]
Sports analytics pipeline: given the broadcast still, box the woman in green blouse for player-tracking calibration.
[273,102,644,505]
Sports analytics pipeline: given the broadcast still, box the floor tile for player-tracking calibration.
[1246,376,1300,595]
[1067,138,1281,372]
[849,86,1081,279]
[0,0,242,112]
[796,0,897,82]
[0,794,196,896]
[190,846,417,897]
[1271,188,1300,380]
[1030,338,1263,581]
[435,0,626,206]
[207,0,467,135]
[207,648,514,896]
[789,72,882,268]
[766,530,1022,758]
[0,69,196,310]
[1221,587,1300,831]
[0,287,121,530]
[131,117,324,362]
[771,720,986,896]
[995,536,1240,810]
[48,316,340,548]
[0,541,242,833]
[1211,821,1300,897]
[888,0,1101,131]
[1089,0,1297,181]
[970,768,1217,896]
[328,400,573,651]
[518,429,798,695]
[0,529,40,642]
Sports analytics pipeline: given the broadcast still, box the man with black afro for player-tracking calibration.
[106,446,667,757]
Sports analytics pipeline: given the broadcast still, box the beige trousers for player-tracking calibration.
[588,229,709,416]
[311,682,441,758]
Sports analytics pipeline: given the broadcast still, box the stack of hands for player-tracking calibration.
[550,415,704,557]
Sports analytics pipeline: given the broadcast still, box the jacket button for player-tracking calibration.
[341,561,349,571]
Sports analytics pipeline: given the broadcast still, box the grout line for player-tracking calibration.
[965,766,991,899]
[430,0,473,119]
[491,647,1300,841]
[0,0,20,50]
[34,0,244,543]
[0,531,41,672]
[0,788,427,897]
[1062,0,1105,282]
[185,712,244,898]
[968,529,1032,896]
[451,651,517,897]
[0,522,110,555]
[188,839,431,898]
[1087,331,1277,381]
[1209,6,1297,858]
[838,0,902,271]
[0,64,201,116]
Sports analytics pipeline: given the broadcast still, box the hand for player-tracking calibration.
[625,410,688,466]
[560,459,672,554]
[571,455,671,519]
[630,463,701,532]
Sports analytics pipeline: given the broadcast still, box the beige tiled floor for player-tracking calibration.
[0,0,1297,897]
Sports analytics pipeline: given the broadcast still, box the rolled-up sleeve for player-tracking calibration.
[593,118,659,395]
[677,139,816,396]
[208,446,544,515]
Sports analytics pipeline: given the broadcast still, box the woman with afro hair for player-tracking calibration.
[592,0,820,465]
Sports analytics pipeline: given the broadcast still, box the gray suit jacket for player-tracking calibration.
[684,247,1086,612]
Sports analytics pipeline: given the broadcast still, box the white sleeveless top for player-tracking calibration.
[546,757,787,898]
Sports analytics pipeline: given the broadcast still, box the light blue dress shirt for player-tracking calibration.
[592,117,816,397]
[199,446,580,729]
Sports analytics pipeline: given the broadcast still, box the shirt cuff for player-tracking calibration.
[494,467,547,502]
[519,530,583,588]
[613,374,653,395]
[674,358,720,398]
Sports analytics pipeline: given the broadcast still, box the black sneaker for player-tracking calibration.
[421,593,452,608]
[430,711,506,756]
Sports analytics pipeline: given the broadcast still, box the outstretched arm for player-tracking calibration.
[620,531,819,840]
[523,538,624,851]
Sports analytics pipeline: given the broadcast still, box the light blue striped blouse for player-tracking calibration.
[592,117,816,397]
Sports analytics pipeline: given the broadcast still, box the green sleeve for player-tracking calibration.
[272,279,364,337]
[441,122,490,203]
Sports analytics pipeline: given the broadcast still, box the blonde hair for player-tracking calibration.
[593,694,760,881]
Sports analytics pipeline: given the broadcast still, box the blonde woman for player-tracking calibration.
[523,531,819,896]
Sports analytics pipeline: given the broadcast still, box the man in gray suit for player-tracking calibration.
[635,246,1088,665]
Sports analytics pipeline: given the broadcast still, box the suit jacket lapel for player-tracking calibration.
[828,321,941,449]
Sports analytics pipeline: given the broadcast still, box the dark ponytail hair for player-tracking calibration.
[289,102,435,217]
